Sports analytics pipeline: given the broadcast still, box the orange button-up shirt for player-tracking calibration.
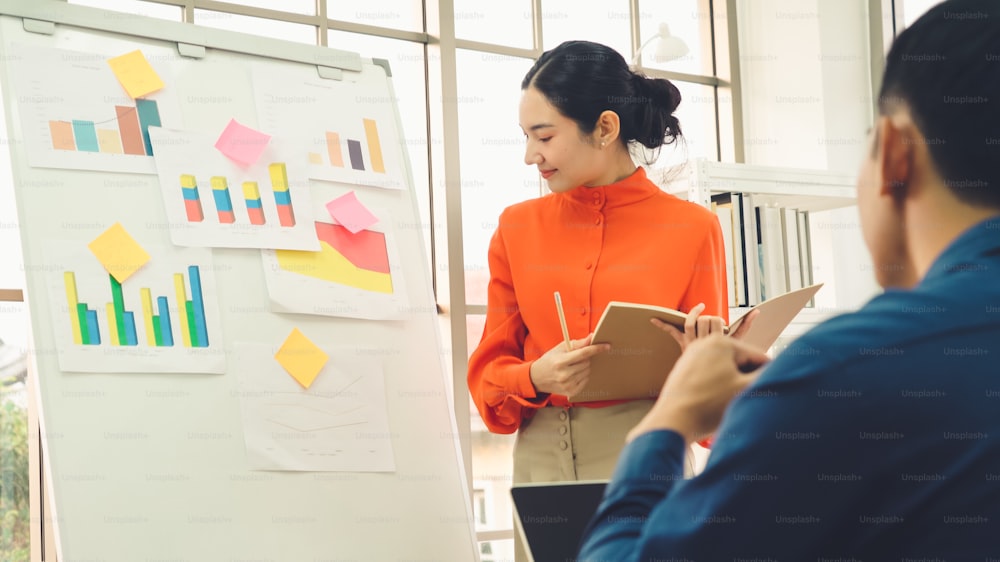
[468,167,729,434]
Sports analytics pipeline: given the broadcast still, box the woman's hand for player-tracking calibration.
[650,303,760,351]
[529,333,610,397]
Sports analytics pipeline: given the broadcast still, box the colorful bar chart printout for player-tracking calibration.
[149,127,318,250]
[10,43,182,173]
[47,243,224,373]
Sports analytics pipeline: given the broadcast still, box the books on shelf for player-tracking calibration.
[569,283,824,402]
[710,191,814,306]
[782,208,803,291]
[758,205,787,300]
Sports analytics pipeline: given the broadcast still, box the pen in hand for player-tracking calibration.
[553,291,573,351]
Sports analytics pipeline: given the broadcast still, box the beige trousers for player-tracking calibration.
[511,401,695,562]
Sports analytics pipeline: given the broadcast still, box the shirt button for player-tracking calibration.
[579,309,586,316]
[595,217,601,225]
[585,262,592,270]
[558,411,568,421]
[559,441,569,450]
[559,426,568,436]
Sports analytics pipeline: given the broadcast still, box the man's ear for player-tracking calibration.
[594,110,622,145]
[877,115,913,201]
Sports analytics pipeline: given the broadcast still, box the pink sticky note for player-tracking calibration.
[326,192,379,234]
[214,119,271,166]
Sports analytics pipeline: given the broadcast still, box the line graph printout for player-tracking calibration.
[149,127,320,250]
[252,65,407,191]
[233,342,395,472]
[43,242,225,373]
[260,217,409,320]
[10,43,182,174]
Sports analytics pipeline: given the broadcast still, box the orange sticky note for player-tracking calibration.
[274,328,329,389]
[107,50,165,99]
[87,222,151,284]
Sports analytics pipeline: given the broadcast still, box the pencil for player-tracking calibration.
[553,291,572,351]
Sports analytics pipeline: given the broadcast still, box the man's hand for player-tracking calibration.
[627,336,770,444]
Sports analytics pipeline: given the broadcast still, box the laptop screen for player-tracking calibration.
[510,480,608,562]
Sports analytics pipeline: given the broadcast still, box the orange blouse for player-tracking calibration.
[468,167,729,434]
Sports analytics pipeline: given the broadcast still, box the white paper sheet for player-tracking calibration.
[43,242,226,373]
[10,43,182,174]
[259,214,410,320]
[233,342,396,472]
[252,65,408,191]
[148,127,320,250]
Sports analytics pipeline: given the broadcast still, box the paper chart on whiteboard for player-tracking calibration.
[233,342,395,472]
[260,214,409,320]
[148,127,320,250]
[43,241,225,373]
[252,65,407,191]
[10,43,182,174]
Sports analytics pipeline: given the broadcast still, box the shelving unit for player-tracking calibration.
[677,158,864,349]
[687,158,857,213]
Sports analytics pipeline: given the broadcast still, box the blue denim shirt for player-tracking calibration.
[579,216,1000,561]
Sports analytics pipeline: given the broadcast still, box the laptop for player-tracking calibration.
[510,480,608,562]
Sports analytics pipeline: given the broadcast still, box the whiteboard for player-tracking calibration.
[0,2,478,561]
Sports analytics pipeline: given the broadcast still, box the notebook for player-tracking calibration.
[510,480,608,562]
[569,282,824,402]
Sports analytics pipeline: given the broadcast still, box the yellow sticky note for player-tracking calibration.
[87,222,151,284]
[107,50,164,99]
[274,328,329,389]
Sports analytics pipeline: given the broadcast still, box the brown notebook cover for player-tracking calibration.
[569,283,824,402]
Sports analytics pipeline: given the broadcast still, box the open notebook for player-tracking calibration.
[569,283,824,402]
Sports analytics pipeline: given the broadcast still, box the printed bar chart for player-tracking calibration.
[210,176,236,224]
[270,163,295,227]
[243,181,266,225]
[61,266,210,348]
[322,119,386,173]
[178,163,297,228]
[180,174,204,222]
[49,100,162,156]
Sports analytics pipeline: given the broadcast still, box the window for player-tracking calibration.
[327,0,424,33]
[67,0,181,20]
[192,10,316,44]
[454,0,534,48]
[0,300,29,562]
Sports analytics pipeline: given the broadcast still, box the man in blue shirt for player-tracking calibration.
[579,0,1000,559]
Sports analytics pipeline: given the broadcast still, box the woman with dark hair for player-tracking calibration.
[466,40,730,560]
